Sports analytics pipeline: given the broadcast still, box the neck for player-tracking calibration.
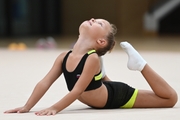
[72,36,95,55]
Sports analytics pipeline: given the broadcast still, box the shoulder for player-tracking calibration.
[59,51,69,58]
[81,53,101,76]
[87,52,99,62]
[55,51,69,63]
[85,53,100,69]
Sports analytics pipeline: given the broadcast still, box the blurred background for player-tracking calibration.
[0,0,180,50]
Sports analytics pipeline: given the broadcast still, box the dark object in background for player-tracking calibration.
[159,3,180,35]
[0,0,61,37]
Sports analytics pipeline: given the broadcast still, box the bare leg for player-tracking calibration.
[134,64,178,108]
[120,42,178,108]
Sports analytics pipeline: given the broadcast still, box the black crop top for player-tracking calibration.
[62,50,103,91]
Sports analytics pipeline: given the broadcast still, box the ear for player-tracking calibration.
[97,39,107,46]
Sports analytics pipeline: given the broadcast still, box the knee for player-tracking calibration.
[167,91,178,107]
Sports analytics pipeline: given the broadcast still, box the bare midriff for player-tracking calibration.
[78,84,108,108]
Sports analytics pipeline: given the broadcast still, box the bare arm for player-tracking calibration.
[35,54,100,116]
[4,52,66,113]
[102,75,111,81]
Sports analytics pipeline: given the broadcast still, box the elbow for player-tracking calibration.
[102,75,111,81]
[71,88,84,96]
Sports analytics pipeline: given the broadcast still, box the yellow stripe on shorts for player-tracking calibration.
[121,89,138,108]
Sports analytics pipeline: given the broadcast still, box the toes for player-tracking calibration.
[120,41,129,48]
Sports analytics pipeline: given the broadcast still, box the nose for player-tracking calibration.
[91,18,95,22]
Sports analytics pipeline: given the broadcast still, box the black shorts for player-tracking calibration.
[102,81,135,109]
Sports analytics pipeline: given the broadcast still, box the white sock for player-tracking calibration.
[120,41,147,71]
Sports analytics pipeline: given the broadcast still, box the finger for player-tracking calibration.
[52,111,56,116]
[35,111,42,116]
[4,109,18,113]
[46,111,52,116]
[17,110,26,113]
[5,107,23,113]
[35,112,39,115]
[35,111,41,116]
[36,110,46,116]
[40,111,48,116]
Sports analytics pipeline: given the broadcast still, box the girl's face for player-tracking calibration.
[79,18,111,40]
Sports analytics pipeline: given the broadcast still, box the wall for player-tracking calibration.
[61,0,159,36]
[61,0,117,35]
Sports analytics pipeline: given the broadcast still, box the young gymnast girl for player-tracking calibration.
[4,18,177,116]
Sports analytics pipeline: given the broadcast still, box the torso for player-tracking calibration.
[61,50,108,108]
[78,84,108,108]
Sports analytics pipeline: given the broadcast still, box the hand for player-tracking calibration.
[4,106,30,113]
[35,107,58,116]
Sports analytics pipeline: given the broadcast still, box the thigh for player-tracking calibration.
[133,90,171,108]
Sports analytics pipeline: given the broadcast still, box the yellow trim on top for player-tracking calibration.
[94,72,102,81]
[87,49,101,81]
[88,50,96,54]
[121,89,138,108]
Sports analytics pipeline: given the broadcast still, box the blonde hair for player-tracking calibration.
[96,24,117,56]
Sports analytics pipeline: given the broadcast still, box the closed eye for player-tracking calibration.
[98,22,103,26]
